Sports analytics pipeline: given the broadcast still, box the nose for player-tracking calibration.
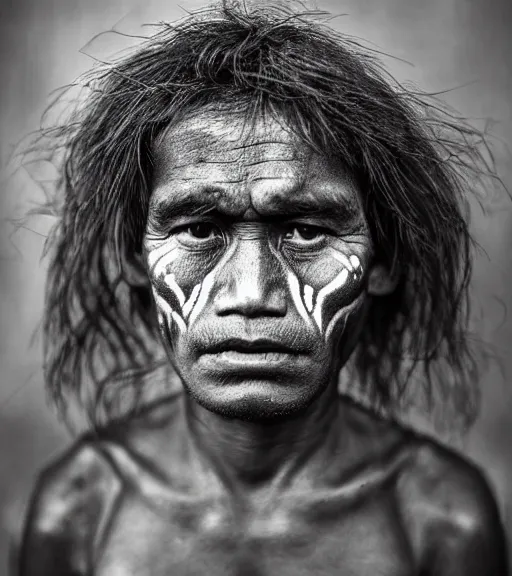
[214,235,287,318]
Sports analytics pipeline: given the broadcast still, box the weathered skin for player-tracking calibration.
[19,111,508,575]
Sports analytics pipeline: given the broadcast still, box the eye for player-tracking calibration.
[174,222,223,245]
[283,225,326,244]
[186,223,221,239]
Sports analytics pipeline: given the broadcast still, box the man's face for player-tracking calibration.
[143,109,374,420]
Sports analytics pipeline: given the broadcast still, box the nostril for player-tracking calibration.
[215,278,288,317]
[216,290,287,317]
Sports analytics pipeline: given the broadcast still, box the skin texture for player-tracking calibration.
[18,111,508,576]
[144,110,376,422]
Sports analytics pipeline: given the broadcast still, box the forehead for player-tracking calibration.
[151,109,361,218]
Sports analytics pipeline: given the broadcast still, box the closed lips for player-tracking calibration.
[204,338,302,355]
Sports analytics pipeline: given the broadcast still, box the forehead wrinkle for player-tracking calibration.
[151,182,252,220]
[163,155,302,173]
[156,150,308,191]
[156,113,296,157]
[153,145,306,188]
[154,111,309,175]
[170,178,249,184]
[168,141,305,166]
[248,172,362,220]
[152,110,363,224]
[241,156,300,168]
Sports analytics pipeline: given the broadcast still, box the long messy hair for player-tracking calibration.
[33,1,501,429]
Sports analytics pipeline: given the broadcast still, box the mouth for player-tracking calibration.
[200,338,304,370]
[205,338,300,355]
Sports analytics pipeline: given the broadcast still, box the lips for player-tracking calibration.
[198,337,307,373]
[204,338,301,355]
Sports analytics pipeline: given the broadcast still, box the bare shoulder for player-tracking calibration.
[25,434,122,529]
[19,435,122,575]
[18,397,183,575]
[342,401,508,575]
[343,401,504,531]
[397,433,503,532]
[395,431,508,575]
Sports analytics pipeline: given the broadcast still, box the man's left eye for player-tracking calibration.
[283,225,326,243]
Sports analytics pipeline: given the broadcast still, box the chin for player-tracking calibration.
[183,377,327,423]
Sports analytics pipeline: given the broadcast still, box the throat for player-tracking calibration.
[184,386,343,495]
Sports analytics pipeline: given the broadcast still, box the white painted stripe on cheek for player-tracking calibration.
[184,240,238,327]
[187,271,216,326]
[330,251,354,271]
[350,255,360,269]
[164,273,185,307]
[287,271,311,324]
[182,283,201,319]
[147,244,180,273]
[270,246,312,327]
[152,289,186,334]
[171,311,187,333]
[313,268,349,332]
[324,257,363,341]
[304,285,314,313]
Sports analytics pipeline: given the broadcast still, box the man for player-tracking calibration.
[18,2,508,575]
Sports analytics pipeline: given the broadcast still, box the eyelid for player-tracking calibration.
[173,225,226,251]
[280,222,335,236]
[280,230,329,252]
[169,217,224,234]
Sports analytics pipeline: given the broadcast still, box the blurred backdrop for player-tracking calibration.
[1,0,511,571]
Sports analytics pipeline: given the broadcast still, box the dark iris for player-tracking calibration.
[188,223,219,238]
[283,225,324,241]
[296,225,320,240]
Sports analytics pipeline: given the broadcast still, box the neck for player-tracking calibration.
[184,381,344,495]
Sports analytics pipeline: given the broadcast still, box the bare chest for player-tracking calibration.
[94,492,415,576]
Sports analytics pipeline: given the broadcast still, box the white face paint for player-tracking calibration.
[147,225,364,347]
[145,238,240,339]
[143,109,374,419]
[152,288,187,334]
[288,252,363,338]
[303,285,314,313]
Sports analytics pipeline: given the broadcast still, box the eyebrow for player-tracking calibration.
[150,195,220,223]
[273,196,360,221]
[150,189,362,225]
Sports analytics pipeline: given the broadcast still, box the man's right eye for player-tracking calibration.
[175,222,222,242]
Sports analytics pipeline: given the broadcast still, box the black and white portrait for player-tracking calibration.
[1,1,511,574]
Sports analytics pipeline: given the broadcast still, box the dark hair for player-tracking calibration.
[33,1,501,429]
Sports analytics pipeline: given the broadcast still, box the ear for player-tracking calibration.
[367,263,399,296]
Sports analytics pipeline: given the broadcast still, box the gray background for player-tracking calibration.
[1,0,511,571]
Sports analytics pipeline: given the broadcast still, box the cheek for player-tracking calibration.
[144,240,222,338]
[294,250,366,338]
[152,287,184,346]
